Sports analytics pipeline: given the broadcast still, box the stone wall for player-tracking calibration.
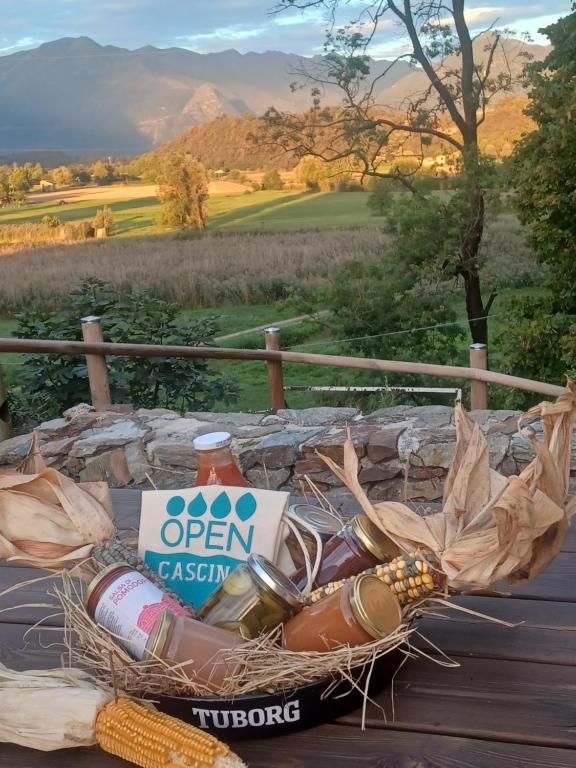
[1,404,573,500]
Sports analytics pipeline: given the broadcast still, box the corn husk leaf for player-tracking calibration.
[0,663,112,750]
[319,381,576,589]
[0,434,115,568]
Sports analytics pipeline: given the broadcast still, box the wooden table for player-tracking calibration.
[1,489,576,768]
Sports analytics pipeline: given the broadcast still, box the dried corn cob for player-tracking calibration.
[308,552,443,606]
[96,698,245,768]
[92,537,188,609]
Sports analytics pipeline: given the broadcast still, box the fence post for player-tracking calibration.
[81,316,112,410]
[469,343,488,410]
[264,327,286,413]
[0,364,11,442]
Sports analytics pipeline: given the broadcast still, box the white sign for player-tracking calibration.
[138,486,289,608]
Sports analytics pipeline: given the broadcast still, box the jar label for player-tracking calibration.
[138,487,289,608]
[94,569,187,658]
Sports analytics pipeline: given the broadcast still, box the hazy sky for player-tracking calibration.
[0,1,570,57]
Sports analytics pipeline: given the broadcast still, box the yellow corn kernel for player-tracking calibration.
[95,698,244,768]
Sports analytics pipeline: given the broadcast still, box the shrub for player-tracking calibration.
[91,206,116,234]
[261,169,284,190]
[12,279,238,420]
[41,215,61,228]
[366,178,396,216]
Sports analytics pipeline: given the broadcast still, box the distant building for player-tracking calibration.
[39,180,56,192]
[214,169,227,179]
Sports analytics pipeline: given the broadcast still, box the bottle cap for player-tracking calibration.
[349,574,402,639]
[351,515,400,561]
[193,432,232,451]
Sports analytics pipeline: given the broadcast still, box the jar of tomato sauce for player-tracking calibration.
[282,574,402,652]
[193,432,249,487]
[292,514,400,591]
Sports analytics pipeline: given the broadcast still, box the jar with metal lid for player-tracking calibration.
[145,612,244,692]
[284,504,343,570]
[193,431,249,487]
[196,554,304,639]
[292,514,400,591]
[282,574,402,652]
[85,564,190,659]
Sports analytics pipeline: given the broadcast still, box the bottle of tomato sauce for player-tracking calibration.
[193,431,249,487]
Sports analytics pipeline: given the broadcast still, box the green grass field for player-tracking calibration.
[0,189,376,237]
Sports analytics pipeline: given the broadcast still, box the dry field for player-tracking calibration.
[0,228,389,311]
[28,179,248,204]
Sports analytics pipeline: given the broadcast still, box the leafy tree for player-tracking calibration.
[75,170,92,184]
[92,160,112,185]
[91,206,116,234]
[497,5,576,405]
[32,162,45,182]
[267,1,528,344]
[157,153,209,230]
[367,178,396,216]
[13,279,237,419]
[9,166,32,195]
[261,168,285,190]
[52,166,73,187]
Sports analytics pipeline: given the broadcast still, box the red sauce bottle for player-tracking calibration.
[193,431,249,487]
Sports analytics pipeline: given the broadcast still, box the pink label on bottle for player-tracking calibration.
[94,570,189,659]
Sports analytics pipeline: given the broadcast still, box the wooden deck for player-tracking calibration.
[1,489,575,768]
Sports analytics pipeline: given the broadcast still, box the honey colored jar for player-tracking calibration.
[197,554,304,639]
[193,432,249,487]
[282,574,402,652]
[292,514,400,590]
[145,612,244,692]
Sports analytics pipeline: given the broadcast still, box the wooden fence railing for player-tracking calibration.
[0,318,564,416]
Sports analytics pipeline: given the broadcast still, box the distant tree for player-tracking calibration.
[261,168,285,190]
[91,206,116,234]
[157,153,209,230]
[366,177,396,216]
[0,167,12,205]
[8,166,32,195]
[92,160,112,185]
[75,170,92,184]
[497,5,576,405]
[52,166,73,187]
[32,162,45,182]
[267,1,529,345]
[42,215,61,228]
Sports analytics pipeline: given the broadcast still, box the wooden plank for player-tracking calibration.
[338,655,576,749]
[3,622,576,750]
[2,726,576,768]
[0,622,66,671]
[0,567,66,626]
[417,596,576,666]
[504,553,576,602]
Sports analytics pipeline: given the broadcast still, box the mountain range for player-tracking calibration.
[0,35,548,157]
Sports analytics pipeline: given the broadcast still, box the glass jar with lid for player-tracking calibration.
[292,514,400,591]
[284,503,343,570]
[193,431,249,487]
[145,612,244,693]
[282,574,402,652]
[197,554,304,639]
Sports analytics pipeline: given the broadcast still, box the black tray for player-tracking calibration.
[153,650,401,739]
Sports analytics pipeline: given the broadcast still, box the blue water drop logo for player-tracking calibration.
[166,496,185,516]
[235,492,257,522]
[210,492,232,519]
[187,493,207,517]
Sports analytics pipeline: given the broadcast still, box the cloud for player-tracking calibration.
[0,1,567,56]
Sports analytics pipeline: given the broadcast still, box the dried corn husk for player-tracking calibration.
[0,663,112,750]
[319,381,576,590]
[0,663,245,767]
[0,435,115,568]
